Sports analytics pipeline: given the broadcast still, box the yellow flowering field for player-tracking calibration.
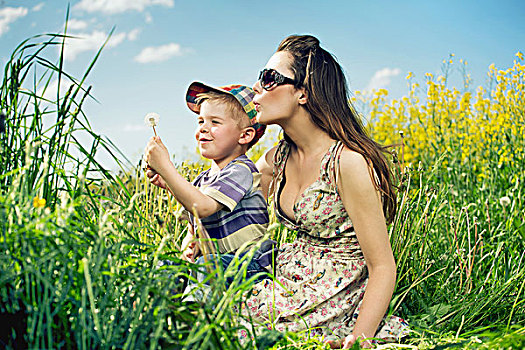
[359,53,524,179]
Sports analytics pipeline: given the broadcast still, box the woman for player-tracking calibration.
[243,35,408,348]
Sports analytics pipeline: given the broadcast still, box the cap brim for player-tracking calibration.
[186,81,233,114]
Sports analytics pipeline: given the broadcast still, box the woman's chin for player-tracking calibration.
[256,114,274,126]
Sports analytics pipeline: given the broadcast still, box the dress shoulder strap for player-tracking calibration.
[322,140,345,191]
[268,139,290,204]
[272,139,290,172]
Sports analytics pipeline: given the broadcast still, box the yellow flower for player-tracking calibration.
[406,72,413,80]
[516,51,524,61]
[33,196,46,208]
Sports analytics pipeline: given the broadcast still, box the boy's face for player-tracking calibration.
[195,100,245,165]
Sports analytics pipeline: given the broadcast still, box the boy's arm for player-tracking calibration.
[145,136,223,218]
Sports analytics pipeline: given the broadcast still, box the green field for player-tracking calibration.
[1,31,524,349]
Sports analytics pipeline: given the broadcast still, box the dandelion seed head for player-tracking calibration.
[144,112,160,127]
[499,196,511,207]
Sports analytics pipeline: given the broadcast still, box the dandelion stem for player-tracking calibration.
[153,126,157,137]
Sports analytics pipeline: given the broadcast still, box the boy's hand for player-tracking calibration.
[182,241,200,262]
[146,168,167,189]
[144,136,171,176]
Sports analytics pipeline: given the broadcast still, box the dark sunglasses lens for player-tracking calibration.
[261,69,276,89]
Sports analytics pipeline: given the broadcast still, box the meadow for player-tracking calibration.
[0,30,524,349]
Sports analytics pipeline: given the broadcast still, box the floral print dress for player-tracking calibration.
[241,139,408,342]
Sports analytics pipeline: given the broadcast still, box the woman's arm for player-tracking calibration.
[255,146,277,200]
[145,136,223,218]
[337,148,396,348]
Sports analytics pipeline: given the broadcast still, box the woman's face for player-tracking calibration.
[252,51,303,126]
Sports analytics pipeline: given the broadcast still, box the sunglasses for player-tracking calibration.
[258,68,297,90]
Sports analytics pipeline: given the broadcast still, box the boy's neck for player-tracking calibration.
[209,151,246,174]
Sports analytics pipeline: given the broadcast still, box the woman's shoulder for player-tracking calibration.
[255,145,278,176]
[258,139,288,167]
[265,144,279,162]
[339,145,368,166]
[338,146,374,187]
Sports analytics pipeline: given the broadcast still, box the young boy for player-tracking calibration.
[144,82,273,284]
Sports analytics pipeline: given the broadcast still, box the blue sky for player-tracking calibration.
[1,0,524,169]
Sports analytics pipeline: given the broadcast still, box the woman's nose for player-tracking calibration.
[252,80,262,94]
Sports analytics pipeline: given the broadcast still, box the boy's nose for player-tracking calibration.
[199,123,209,133]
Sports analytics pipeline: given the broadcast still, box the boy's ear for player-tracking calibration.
[239,127,256,146]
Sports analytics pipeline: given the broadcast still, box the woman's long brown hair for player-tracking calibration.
[277,35,397,224]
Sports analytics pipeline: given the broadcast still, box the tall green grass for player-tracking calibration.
[389,158,524,336]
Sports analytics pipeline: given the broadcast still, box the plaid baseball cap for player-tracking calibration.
[186,82,266,144]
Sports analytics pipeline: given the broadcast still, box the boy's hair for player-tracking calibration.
[195,91,250,128]
[195,91,257,149]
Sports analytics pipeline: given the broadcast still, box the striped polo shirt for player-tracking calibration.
[190,155,269,254]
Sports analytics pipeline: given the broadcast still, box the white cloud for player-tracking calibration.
[37,78,77,102]
[63,30,127,61]
[134,43,189,63]
[0,7,28,36]
[365,67,401,92]
[127,28,141,41]
[67,19,89,30]
[32,3,45,12]
[145,13,153,23]
[74,0,174,14]
[124,123,148,132]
